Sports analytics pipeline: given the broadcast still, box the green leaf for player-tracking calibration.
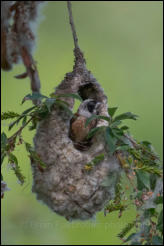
[31,152,46,168]
[56,93,83,102]
[22,92,48,104]
[85,154,105,170]
[152,235,163,245]
[135,169,150,190]
[21,93,32,104]
[1,152,6,166]
[113,112,138,122]
[105,127,117,154]
[25,142,33,152]
[55,100,73,116]
[49,92,56,98]
[9,153,18,164]
[137,166,162,176]
[108,107,118,117]
[22,106,36,115]
[157,209,163,233]
[22,116,27,127]
[124,233,138,243]
[25,142,46,168]
[85,115,97,127]
[1,111,20,120]
[44,98,56,112]
[120,136,134,147]
[87,126,105,139]
[111,127,124,137]
[1,132,8,148]
[120,125,129,131]
[144,208,157,217]
[154,196,163,205]
[110,120,122,128]
[136,190,143,199]
[111,128,133,147]
[8,116,24,131]
[117,221,136,239]
[141,141,152,147]
[116,145,130,151]
[92,154,104,164]
[36,106,49,119]
[150,173,157,190]
[8,153,25,185]
[85,115,110,127]
[28,118,38,131]
[56,99,69,106]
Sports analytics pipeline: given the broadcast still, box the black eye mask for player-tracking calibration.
[87,100,97,113]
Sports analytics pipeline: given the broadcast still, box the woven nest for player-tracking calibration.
[32,48,121,221]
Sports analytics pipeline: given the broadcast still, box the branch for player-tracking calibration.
[1,1,44,105]
[67,1,79,49]
[8,117,33,143]
[11,2,41,105]
[20,46,41,102]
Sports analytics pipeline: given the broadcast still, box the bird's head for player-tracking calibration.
[77,99,101,118]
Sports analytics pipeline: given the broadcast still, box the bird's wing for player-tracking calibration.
[69,113,79,141]
[70,115,97,143]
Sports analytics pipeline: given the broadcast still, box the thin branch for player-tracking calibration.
[8,117,33,143]
[8,1,42,105]
[67,1,79,49]
[124,133,139,149]
[20,46,41,96]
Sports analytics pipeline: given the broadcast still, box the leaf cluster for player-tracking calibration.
[1,93,163,245]
[1,92,81,185]
[86,107,163,245]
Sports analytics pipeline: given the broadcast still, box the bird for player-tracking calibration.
[69,99,101,150]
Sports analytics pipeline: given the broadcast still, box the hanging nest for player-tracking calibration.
[32,48,121,221]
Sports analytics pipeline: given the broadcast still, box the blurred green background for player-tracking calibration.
[1,1,163,245]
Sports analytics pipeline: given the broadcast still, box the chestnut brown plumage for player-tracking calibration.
[70,99,101,150]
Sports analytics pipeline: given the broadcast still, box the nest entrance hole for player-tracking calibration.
[68,83,104,151]
[78,83,100,101]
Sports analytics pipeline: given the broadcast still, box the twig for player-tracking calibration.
[10,1,41,105]
[124,133,139,149]
[8,117,33,143]
[20,46,41,102]
[67,1,79,49]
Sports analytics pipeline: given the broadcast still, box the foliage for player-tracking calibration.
[86,106,163,245]
[1,92,79,183]
[1,93,163,245]
[84,154,104,171]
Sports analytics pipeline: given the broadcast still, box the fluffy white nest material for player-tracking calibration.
[32,48,121,220]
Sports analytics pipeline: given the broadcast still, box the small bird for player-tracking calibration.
[69,99,101,150]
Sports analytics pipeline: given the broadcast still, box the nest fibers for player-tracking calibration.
[32,48,121,221]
